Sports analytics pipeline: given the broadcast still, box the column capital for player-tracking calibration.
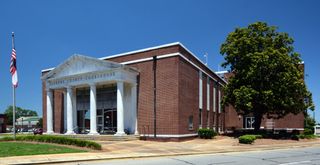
[45,88,52,92]
[88,82,96,87]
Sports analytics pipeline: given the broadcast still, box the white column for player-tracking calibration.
[115,81,126,136]
[89,83,99,135]
[72,89,77,133]
[46,89,54,134]
[132,84,139,135]
[63,91,67,133]
[65,86,75,134]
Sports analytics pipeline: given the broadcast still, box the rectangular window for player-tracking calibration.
[213,84,216,112]
[207,77,210,111]
[199,109,202,128]
[218,88,221,113]
[188,116,193,130]
[207,111,210,128]
[245,117,255,129]
[199,71,203,109]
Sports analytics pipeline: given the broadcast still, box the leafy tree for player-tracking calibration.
[36,118,43,128]
[304,113,316,133]
[4,106,38,125]
[220,22,314,131]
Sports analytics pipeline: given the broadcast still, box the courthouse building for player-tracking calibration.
[41,42,304,138]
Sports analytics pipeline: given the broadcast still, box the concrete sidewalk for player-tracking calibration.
[0,137,319,165]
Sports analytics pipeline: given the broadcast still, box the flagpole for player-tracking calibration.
[12,32,16,140]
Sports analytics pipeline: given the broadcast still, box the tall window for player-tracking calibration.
[199,109,202,128]
[213,83,216,112]
[207,77,210,111]
[218,87,221,113]
[188,116,193,130]
[199,71,203,109]
[206,110,210,128]
[245,117,255,129]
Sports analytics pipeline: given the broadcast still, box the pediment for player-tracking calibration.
[42,54,127,80]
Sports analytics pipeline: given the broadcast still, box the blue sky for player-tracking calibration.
[0,0,319,122]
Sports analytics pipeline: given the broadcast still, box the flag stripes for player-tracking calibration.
[10,48,18,88]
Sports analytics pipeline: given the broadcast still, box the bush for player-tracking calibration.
[198,128,217,139]
[299,134,316,139]
[239,135,256,144]
[0,135,102,150]
[291,135,299,141]
[303,128,314,135]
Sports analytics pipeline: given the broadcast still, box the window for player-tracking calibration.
[207,77,210,111]
[218,88,221,113]
[199,109,202,128]
[188,116,193,130]
[213,84,216,112]
[199,71,203,109]
[245,117,255,129]
[207,111,210,128]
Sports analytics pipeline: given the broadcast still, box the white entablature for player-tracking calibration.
[41,54,138,89]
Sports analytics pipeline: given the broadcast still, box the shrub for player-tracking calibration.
[254,135,263,139]
[291,135,299,141]
[239,135,256,144]
[303,128,314,135]
[0,135,102,150]
[198,128,217,139]
[299,134,316,139]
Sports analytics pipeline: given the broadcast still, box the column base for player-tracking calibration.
[114,132,126,136]
[88,132,99,135]
[65,131,76,135]
[134,131,139,135]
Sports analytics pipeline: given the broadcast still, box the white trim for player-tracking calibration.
[179,53,217,82]
[98,42,226,83]
[121,57,153,65]
[140,133,198,138]
[99,42,181,60]
[119,53,225,86]
[215,71,228,74]
[41,49,227,85]
[42,67,55,72]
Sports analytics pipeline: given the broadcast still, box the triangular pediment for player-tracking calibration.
[42,54,128,80]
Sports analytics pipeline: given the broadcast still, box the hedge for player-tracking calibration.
[239,135,256,144]
[198,128,217,139]
[0,135,102,150]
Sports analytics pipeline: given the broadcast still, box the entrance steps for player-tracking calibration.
[53,134,139,141]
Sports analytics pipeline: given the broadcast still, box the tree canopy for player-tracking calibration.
[220,22,314,131]
[4,106,38,125]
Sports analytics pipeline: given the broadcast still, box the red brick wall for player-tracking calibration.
[126,57,180,135]
[53,90,64,133]
[42,80,47,132]
[178,57,199,134]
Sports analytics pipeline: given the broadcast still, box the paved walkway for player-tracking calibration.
[0,137,319,165]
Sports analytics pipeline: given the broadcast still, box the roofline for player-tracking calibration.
[41,42,227,84]
[99,42,181,60]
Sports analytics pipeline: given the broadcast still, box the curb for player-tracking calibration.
[4,142,320,165]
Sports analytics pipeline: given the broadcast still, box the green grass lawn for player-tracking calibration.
[0,142,87,157]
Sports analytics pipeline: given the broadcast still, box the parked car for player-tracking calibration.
[33,128,43,135]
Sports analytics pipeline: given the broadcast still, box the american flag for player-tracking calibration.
[10,48,18,88]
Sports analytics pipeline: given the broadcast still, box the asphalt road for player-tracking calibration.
[61,146,320,165]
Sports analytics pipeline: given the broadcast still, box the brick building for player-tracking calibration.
[41,42,304,139]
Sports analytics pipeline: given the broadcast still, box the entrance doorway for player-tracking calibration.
[97,109,117,134]
[77,110,90,134]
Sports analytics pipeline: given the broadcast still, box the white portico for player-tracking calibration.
[42,55,139,136]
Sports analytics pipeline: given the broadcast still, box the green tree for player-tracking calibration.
[4,106,38,125]
[36,117,43,128]
[220,22,314,131]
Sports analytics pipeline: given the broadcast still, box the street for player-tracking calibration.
[59,146,320,165]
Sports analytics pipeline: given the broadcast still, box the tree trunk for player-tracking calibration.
[254,113,262,132]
